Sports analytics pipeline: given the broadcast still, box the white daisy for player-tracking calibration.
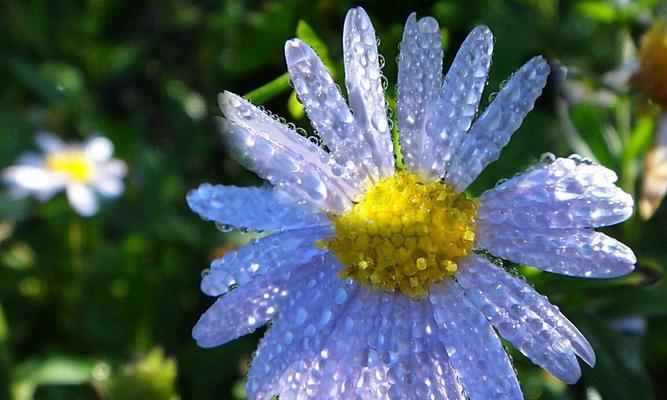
[3,132,127,217]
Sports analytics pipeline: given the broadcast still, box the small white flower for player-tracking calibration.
[3,132,127,217]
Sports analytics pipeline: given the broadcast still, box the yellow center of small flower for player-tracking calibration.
[45,150,95,182]
[320,171,479,298]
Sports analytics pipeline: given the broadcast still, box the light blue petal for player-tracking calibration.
[192,253,332,348]
[299,286,382,399]
[285,38,378,184]
[187,183,328,231]
[430,278,523,400]
[446,56,550,192]
[477,225,635,278]
[478,157,634,229]
[218,91,363,213]
[424,25,494,181]
[200,226,331,297]
[246,256,359,399]
[343,7,395,180]
[397,13,443,178]
[458,255,591,383]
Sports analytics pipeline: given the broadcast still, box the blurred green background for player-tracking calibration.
[1,0,667,399]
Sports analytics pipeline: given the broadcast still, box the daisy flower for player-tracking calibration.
[188,8,636,399]
[3,132,127,217]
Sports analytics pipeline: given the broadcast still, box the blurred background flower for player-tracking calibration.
[0,0,666,399]
[3,132,126,217]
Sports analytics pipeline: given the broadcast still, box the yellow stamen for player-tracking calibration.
[320,171,478,298]
[45,150,95,182]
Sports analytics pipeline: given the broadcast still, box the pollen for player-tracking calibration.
[321,171,478,298]
[45,150,95,182]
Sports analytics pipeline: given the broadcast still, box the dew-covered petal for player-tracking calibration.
[192,254,333,348]
[477,225,636,278]
[457,255,587,383]
[84,135,114,162]
[424,26,494,180]
[285,38,377,184]
[478,157,634,229]
[200,226,331,297]
[218,91,361,213]
[297,287,382,399]
[246,257,359,399]
[430,278,522,400]
[397,13,444,178]
[459,255,596,368]
[343,7,395,179]
[446,56,550,192]
[381,295,461,400]
[67,183,99,217]
[187,183,328,232]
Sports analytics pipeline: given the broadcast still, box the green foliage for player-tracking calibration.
[0,0,666,399]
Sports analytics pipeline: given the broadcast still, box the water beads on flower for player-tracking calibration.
[321,171,478,298]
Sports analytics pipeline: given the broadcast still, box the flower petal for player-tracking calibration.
[457,255,588,383]
[218,91,361,213]
[3,165,64,195]
[430,278,523,400]
[200,226,331,297]
[35,131,65,154]
[424,25,494,180]
[297,287,383,398]
[192,253,334,348]
[66,183,99,217]
[477,225,636,278]
[93,177,124,198]
[187,184,328,232]
[446,56,550,192]
[478,157,634,229]
[343,7,395,179]
[397,13,443,178]
[246,262,359,399]
[285,38,378,184]
[84,135,114,162]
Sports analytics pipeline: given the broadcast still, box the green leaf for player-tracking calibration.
[569,103,616,168]
[243,72,290,105]
[287,90,305,119]
[574,1,618,23]
[12,356,94,400]
[6,57,68,104]
[622,115,654,164]
[576,316,654,400]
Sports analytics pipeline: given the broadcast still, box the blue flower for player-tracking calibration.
[188,7,635,399]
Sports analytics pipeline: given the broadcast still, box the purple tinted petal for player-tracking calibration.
[397,13,444,179]
[424,25,494,181]
[430,278,522,400]
[246,256,359,399]
[285,39,378,184]
[187,184,328,231]
[218,91,362,213]
[446,56,550,191]
[343,7,395,179]
[477,225,635,278]
[458,255,589,383]
[478,157,634,229]
[201,226,331,297]
[192,253,333,348]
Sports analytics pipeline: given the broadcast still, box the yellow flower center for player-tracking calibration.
[45,150,95,182]
[320,171,478,298]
